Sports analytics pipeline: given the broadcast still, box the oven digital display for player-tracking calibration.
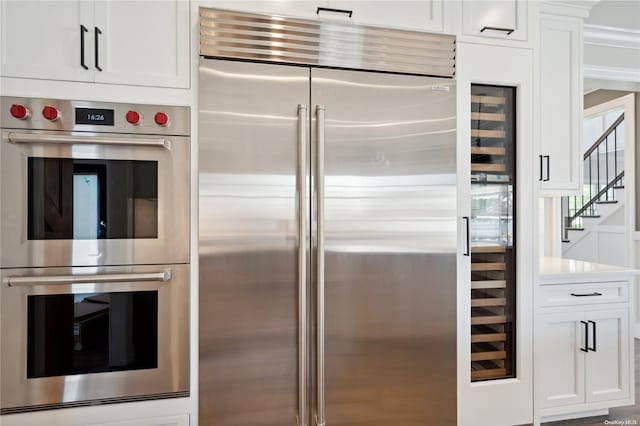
[75,108,114,126]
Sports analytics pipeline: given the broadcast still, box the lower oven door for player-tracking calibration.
[0,264,189,414]
[0,129,190,268]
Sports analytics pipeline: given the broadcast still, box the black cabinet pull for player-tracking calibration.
[539,155,543,181]
[80,25,89,70]
[317,7,353,17]
[570,292,603,297]
[94,27,103,71]
[580,321,589,352]
[480,26,515,35]
[544,155,550,181]
[463,216,470,256]
[588,320,596,352]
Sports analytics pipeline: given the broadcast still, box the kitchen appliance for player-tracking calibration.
[469,85,517,381]
[0,97,191,413]
[0,264,190,413]
[199,8,457,426]
[0,97,190,268]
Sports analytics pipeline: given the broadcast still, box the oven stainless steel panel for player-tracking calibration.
[0,129,190,268]
[198,59,309,426]
[311,68,457,425]
[0,264,190,412]
[0,97,190,136]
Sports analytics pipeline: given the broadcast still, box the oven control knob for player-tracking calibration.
[126,110,142,125]
[10,104,30,120]
[154,112,169,126]
[42,106,60,121]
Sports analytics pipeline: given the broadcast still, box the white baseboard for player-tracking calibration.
[542,408,609,422]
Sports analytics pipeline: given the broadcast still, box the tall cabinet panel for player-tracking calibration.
[198,59,309,426]
[457,43,533,426]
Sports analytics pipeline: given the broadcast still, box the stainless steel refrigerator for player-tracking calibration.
[199,57,457,425]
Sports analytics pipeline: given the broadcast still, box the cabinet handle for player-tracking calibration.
[80,25,89,70]
[544,155,550,181]
[463,216,470,256]
[539,155,543,181]
[580,321,589,352]
[95,27,103,71]
[317,7,353,18]
[480,26,515,35]
[570,292,603,297]
[588,320,596,352]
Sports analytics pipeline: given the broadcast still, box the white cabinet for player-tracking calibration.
[202,1,328,19]
[538,311,586,409]
[0,0,189,88]
[327,1,444,32]
[539,307,630,413]
[203,1,446,33]
[460,0,528,43]
[538,15,583,194]
[0,1,93,82]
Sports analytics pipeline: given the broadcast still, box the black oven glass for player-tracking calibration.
[27,291,158,378]
[27,158,158,240]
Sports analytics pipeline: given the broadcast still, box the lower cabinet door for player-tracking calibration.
[585,308,630,403]
[93,414,189,426]
[538,311,586,409]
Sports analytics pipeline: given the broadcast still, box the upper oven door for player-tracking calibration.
[0,130,189,267]
[0,264,190,412]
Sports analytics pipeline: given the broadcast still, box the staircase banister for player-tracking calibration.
[569,171,624,222]
[583,112,624,159]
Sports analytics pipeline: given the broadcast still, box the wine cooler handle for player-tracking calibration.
[316,104,326,426]
[463,216,470,256]
[580,321,589,352]
[588,320,596,352]
[297,105,309,426]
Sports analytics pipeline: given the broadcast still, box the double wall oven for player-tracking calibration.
[0,97,190,414]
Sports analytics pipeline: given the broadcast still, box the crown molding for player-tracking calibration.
[540,1,599,18]
[584,24,640,50]
[584,64,640,83]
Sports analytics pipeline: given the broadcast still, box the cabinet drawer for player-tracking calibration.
[539,282,628,307]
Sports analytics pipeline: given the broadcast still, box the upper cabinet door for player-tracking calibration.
[93,1,189,88]
[0,0,94,82]
[201,1,328,19]
[462,0,528,42]
[538,16,583,194]
[327,1,444,33]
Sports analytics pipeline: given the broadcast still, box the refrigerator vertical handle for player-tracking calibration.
[316,104,326,426]
[298,104,309,426]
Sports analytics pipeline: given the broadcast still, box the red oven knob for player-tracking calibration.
[42,106,60,121]
[10,104,30,120]
[126,110,142,125]
[154,112,169,126]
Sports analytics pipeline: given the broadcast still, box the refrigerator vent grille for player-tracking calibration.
[200,7,456,77]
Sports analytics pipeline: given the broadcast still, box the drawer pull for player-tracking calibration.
[317,7,353,18]
[570,292,603,297]
[480,26,515,35]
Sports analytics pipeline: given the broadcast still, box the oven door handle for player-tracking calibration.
[7,132,171,150]
[4,271,171,287]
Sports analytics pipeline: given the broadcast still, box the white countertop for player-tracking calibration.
[539,256,638,284]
